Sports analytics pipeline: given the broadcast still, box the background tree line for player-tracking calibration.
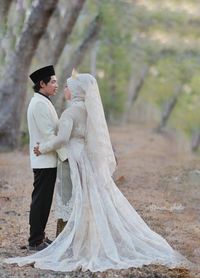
[0,0,200,152]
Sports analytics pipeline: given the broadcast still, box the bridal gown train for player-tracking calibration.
[6,101,189,272]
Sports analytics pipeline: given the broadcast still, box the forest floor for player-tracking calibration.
[0,124,200,278]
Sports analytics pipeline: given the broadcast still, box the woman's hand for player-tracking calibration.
[33,142,41,156]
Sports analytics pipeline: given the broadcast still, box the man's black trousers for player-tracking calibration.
[28,167,57,246]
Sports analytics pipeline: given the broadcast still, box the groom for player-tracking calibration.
[27,65,68,251]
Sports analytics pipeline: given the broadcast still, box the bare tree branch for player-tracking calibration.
[50,0,86,65]
[90,40,100,76]
[54,14,102,114]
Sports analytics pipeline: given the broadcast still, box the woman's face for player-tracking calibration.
[64,84,71,100]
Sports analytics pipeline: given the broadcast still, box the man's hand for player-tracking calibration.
[34,142,41,156]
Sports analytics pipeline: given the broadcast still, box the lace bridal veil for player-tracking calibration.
[76,73,116,174]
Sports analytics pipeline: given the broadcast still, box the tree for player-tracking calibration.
[55,14,102,114]
[96,1,131,121]
[0,0,59,150]
[49,0,86,65]
[191,131,200,152]
[0,0,13,30]
[0,0,13,66]
[155,84,183,132]
[122,64,149,123]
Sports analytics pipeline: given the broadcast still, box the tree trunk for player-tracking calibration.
[0,0,58,150]
[107,71,117,123]
[156,84,182,133]
[55,14,102,115]
[0,0,13,64]
[122,64,149,123]
[191,131,200,152]
[50,0,86,65]
[0,0,13,31]
[90,40,100,77]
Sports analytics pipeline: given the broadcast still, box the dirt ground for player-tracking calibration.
[0,124,200,278]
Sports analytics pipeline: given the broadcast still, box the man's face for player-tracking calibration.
[40,75,58,96]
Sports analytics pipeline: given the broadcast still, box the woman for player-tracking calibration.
[6,72,190,272]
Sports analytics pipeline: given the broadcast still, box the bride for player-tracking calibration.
[6,71,190,272]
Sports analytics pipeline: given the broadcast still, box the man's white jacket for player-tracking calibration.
[27,93,67,168]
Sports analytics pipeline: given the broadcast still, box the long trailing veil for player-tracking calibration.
[82,73,117,174]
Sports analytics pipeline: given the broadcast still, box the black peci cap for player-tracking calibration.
[29,65,55,84]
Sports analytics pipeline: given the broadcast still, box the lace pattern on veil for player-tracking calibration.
[55,159,73,221]
[55,194,73,221]
[81,74,117,176]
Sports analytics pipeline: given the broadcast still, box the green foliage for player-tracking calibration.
[140,53,200,137]
[79,0,200,136]
[93,0,131,119]
[170,74,200,136]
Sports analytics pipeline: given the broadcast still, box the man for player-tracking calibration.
[27,65,68,251]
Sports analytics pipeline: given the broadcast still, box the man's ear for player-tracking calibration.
[40,80,45,88]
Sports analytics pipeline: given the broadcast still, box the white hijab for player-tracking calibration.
[67,73,116,176]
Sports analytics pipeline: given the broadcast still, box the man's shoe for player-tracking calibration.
[44,237,53,244]
[28,242,48,251]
